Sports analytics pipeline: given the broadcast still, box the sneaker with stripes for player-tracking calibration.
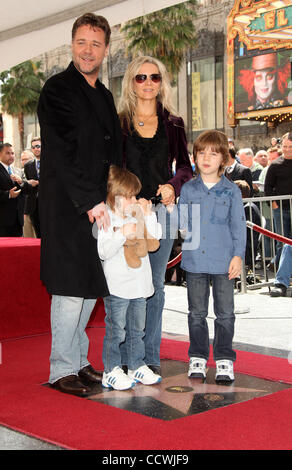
[128,365,162,385]
[102,366,136,390]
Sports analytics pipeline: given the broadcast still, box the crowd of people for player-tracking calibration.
[224,134,292,298]
[0,138,41,238]
[167,133,292,297]
[0,12,291,397]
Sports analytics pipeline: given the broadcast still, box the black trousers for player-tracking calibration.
[31,207,41,238]
[0,222,23,237]
[30,197,41,238]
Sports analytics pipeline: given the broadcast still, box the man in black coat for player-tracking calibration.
[264,132,292,266]
[37,13,122,396]
[225,148,254,196]
[0,143,38,236]
[24,137,41,238]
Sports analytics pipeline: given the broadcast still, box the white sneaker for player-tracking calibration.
[102,366,136,390]
[188,357,207,379]
[215,360,234,383]
[128,365,162,385]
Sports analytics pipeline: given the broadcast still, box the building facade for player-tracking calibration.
[1,0,291,163]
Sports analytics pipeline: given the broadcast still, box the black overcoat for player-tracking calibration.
[37,62,122,298]
[0,164,34,227]
[24,159,39,215]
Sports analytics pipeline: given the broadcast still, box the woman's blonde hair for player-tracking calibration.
[193,130,229,176]
[106,165,142,211]
[118,55,176,129]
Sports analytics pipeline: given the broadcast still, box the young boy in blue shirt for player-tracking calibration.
[178,130,246,383]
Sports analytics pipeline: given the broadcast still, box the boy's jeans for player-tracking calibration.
[186,272,236,362]
[103,295,146,372]
[49,296,96,384]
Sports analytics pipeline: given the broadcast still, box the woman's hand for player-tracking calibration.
[156,184,175,206]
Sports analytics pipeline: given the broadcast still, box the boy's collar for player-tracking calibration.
[197,174,224,191]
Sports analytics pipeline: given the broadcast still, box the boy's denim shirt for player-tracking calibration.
[178,174,246,274]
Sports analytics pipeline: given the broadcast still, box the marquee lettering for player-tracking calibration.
[264,11,275,30]
[277,9,288,27]
[250,6,292,32]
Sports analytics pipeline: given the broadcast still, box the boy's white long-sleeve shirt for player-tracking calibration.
[97,208,162,299]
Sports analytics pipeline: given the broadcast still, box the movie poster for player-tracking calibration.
[234,49,291,113]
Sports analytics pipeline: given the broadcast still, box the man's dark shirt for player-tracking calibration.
[264,156,292,209]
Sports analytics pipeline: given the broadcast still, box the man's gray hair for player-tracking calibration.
[238,148,254,158]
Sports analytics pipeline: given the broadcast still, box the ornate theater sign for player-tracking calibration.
[227,0,292,127]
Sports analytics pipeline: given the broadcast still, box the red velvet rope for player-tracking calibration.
[166,253,182,269]
[246,221,292,245]
[166,223,292,269]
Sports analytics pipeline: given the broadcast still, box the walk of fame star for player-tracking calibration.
[85,361,291,421]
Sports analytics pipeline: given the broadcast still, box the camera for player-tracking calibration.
[150,194,162,205]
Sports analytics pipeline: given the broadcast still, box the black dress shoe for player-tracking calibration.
[270,284,287,297]
[78,364,103,384]
[50,375,91,397]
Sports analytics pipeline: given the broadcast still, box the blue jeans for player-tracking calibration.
[103,295,146,372]
[275,244,292,287]
[49,296,97,384]
[264,217,272,259]
[273,208,291,265]
[186,272,236,362]
[143,208,175,366]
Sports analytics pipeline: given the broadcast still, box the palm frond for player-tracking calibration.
[0,60,44,116]
[121,1,198,76]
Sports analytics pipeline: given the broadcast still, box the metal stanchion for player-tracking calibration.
[234,264,250,314]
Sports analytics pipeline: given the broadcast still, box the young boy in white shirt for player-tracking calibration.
[98,165,162,390]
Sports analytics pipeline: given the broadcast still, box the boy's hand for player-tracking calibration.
[121,223,137,239]
[138,198,152,215]
[228,256,242,280]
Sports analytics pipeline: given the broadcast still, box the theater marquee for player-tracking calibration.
[227,0,292,127]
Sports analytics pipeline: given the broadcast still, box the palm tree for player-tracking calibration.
[0,60,45,150]
[121,0,198,78]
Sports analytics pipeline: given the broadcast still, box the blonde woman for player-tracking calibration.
[118,56,192,374]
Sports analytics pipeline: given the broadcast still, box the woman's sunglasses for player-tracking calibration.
[135,74,162,84]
